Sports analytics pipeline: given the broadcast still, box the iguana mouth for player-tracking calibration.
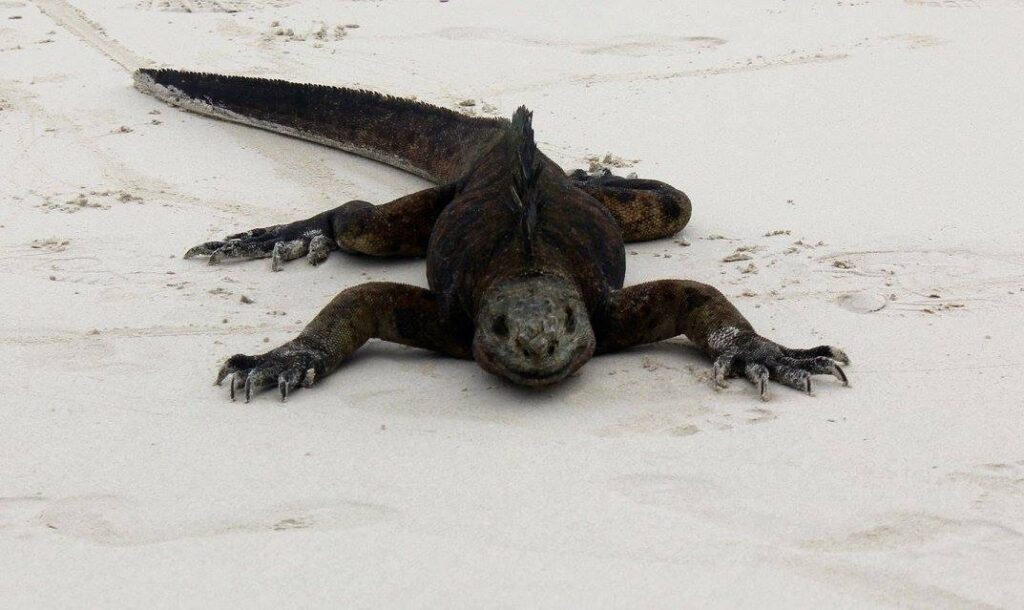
[505,361,575,386]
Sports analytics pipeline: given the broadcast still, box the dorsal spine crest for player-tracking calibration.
[507,106,543,259]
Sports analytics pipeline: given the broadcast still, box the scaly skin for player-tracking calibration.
[135,69,850,402]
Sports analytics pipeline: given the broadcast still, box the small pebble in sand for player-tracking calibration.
[740,263,758,274]
[832,260,855,269]
[722,252,752,263]
[240,295,254,304]
[458,99,476,107]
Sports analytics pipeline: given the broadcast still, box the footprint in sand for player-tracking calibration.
[945,460,1024,508]
[610,473,721,510]
[838,291,888,313]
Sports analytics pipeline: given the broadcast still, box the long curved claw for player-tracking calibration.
[279,376,290,402]
[278,368,304,402]
[744,362,770,401]
[229,372,244,401]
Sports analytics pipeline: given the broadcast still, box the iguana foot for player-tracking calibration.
[215,341,327,402]
[568,168,691,242]
[185,217,335,271]
[708,327,849,401]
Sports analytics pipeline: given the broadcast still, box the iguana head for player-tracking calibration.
[473,275,595,386]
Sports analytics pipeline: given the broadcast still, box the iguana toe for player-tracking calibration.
[187,220,335,270]
[306,234,333,266]
[184,241,224,258]
[712,353,734,389]
[768,362,814,395]
[744,362,770,401]
[271,239,309,272]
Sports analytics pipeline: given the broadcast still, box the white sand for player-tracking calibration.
[2,0,1023,607]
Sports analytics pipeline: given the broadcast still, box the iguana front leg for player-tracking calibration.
[185,183,457,270]
[217,282,471,402]
[596,280,849,400]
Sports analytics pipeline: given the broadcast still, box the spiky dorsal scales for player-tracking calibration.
[507,106,544,258]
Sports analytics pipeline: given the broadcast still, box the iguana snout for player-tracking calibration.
[473,276,595,386]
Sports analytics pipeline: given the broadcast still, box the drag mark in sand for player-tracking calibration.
[485,51,849,96]
[31,0,150,71]
[3,494,394,545]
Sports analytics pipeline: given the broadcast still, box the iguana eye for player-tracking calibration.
[492,315,509,337]
[565,307,576,332]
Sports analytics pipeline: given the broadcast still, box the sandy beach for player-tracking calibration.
[2,0,1023,607]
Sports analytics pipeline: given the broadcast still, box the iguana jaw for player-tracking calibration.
[472,275,596,387]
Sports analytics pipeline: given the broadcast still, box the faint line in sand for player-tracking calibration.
[484,52,849,96]
[32,0,151,71]
[0,323,304,345]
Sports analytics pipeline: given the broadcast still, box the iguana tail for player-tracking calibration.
[133,68,505,183]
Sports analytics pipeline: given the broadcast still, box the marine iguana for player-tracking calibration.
[133,68,850,402]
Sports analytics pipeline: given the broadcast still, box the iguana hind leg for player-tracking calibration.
[596,280,849,401]
[217,282,472,402]
[185,183,457,270]
[569,169,691,242]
